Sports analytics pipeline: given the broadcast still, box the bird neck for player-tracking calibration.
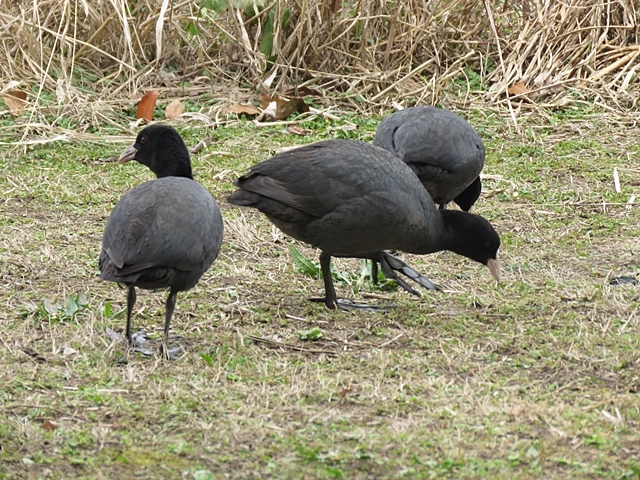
[437,210,483,261]
[151,148,194,179]
[155,162,193,179]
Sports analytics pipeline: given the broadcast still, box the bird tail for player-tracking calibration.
[227,190,256,207]
[378,251,440,296]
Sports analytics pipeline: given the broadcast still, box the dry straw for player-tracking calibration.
[0,0,638,142]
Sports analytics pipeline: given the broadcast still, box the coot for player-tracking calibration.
[228,140,500,310]
[373,106,485,211]
[99,125,224,355]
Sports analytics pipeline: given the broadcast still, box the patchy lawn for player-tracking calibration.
[0,102,639,479]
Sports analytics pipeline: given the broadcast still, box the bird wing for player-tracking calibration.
[375,106,484,176]
[101,180,221,277]
[234,142,379,218]
[230,140,437,254]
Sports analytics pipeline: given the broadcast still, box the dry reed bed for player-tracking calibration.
[0,0,638,141]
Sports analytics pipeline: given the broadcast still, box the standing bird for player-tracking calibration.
[228,140,500,310]
[373,106,485,212]
[99,125,224,356]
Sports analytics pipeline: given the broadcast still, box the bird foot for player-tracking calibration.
[158,344,184,360]
[125,331,183,359]
[308,297,393,311]
[378,253,441,294]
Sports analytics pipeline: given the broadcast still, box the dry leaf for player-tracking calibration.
[222,103,260,116]
[507,81,528,97]
[257,101,278,122]
[41,420,57,432]
[105,327,123,343]
[276,98,309,120]
[532,71,557,99]
[165,99,185,120]
[259,93,287,110]
[338,388,353,401]
[262,67,278,89]
[190,136,214,154]
[62,346,78,356]
[136,90,159,120]
[159,70,177,86]
[3,89,27,114]
[533,71,552,88]
[286,125,307,136]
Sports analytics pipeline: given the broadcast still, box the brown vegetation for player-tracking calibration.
[1,0,638,113]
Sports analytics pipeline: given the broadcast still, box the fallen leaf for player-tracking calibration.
[159,70,177,85]
[190,136,214,154]
[256,101,277,122]
[165,99,185,120]
[533,71,552,88]
[259,93,286,110]
[222,103,260,116]
[62,346,78,356]
[3,89,27,114]
[43,298,60,316]
[105,327,123,343]
[507,81,528,97]
[276,98,309,120]
[136,90,159,120]
[259,93,274,109]
[338,388,353,401]
[286,125,307,136]
[4,80,21,90]
[41,420,57,432]
[526,446,539,458]
[532,71,557,99]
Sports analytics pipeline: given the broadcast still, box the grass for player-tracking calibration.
[0,100,639,479]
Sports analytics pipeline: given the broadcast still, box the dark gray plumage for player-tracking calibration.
[373,106,485,211]
[228,140,500,310]
[99,125,223,354]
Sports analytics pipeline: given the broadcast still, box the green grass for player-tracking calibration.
[0,100,639,479]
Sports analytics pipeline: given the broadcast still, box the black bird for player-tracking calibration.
[228,140,500,310]
[373,106,485,212]
[99,125,224,355]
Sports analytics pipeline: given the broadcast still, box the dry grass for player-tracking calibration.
[1,0,639,142]
[0,1,639,477]
[0,105,639,478]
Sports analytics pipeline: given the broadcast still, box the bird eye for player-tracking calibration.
[140,136,147,145]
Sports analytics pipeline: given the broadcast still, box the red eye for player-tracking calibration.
[140,136,147,144]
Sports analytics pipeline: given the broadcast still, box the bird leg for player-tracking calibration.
[319,251,338,309]
[125,285,137,345]
[308,252,390,311]
[370,260,379,284]
[159,289,178,359]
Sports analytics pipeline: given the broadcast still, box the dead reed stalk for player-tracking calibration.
[0,0,638,141]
